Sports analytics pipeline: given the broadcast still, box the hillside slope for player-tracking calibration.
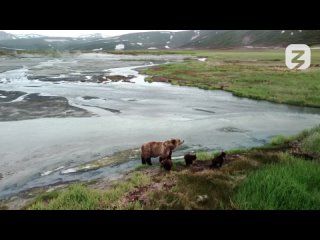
[0,30,319,51]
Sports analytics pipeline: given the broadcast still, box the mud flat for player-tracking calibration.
[0,91,92,121]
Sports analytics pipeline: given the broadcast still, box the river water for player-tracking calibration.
[0,53,319,199]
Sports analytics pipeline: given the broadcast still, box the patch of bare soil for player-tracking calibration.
[150,76,171,83]
[97,75,135,83]
[288,141,315,160]
[122,154,245,206]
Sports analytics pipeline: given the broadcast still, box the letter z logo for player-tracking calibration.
[286,44,311,70]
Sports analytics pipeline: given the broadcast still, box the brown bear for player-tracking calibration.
[211,152,226,169]
[184,152,197,166]
[141,138,184,165]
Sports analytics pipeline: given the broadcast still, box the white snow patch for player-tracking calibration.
[50,74,67,79]
[41,166,65,176]
[115,44,125,50]
[299,30,302,32]
[137,42,143,46]
[40,170,53,176]
[198,58,207,62]
[191,30,201,41]
[165,45,170,49]
[148,47,158,50]
[0,95,6,98]
[281,30,285,34]
[11,94,28,103]
[291,32,294,36]
[170,35,173,40]
[85,76,92,80]
[60,168,77,174]
[44,39,70,42]
[92,48,103,51]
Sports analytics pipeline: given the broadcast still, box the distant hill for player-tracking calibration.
[0,31,16,41]
[182,30,320,48]
[0,30,319,51]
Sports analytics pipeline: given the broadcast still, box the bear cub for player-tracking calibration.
[211,152,226,169]
[161,159,173,171]
[184,152,197,166]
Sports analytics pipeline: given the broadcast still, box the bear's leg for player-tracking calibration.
[141,157,146,165]
[159,156,165,163]
[146,158,152,166]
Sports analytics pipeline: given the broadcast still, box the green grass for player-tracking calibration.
[141,49,320,108]
[233,153,320,210]
[106,50,194,55]
[301,130,320,157]
[270,135,293,146]
[196,151,217,161]
[27,172,150,210]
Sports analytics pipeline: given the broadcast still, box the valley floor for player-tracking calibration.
[1,49,320,210]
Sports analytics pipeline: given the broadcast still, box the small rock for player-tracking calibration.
[196,195,208,203]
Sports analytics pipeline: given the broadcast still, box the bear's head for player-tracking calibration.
[164,138,184,150]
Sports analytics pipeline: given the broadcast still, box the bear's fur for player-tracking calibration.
[184,152,197,166]
[141,138,184,165]
[211,152,226,169]
[161,159,173,171]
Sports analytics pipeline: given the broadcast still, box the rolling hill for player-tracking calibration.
[0,30,319,51]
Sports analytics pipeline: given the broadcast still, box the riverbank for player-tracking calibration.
[138,49,320,108]
[4,124,318,210]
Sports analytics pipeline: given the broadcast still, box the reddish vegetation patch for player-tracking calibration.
[289,141,314,160]
[123,153,245,206]
[127,186,150,204]
[97,75,135,83]
[150,76,171,83]
[126,180,177,205]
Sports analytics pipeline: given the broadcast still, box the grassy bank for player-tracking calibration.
[25,172,151,210]
[139,49,320,108]
[22,125,320,210]
[233,155,320,210]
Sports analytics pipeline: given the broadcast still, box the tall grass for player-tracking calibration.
[233,153,320,210]
[301,130,320,157]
